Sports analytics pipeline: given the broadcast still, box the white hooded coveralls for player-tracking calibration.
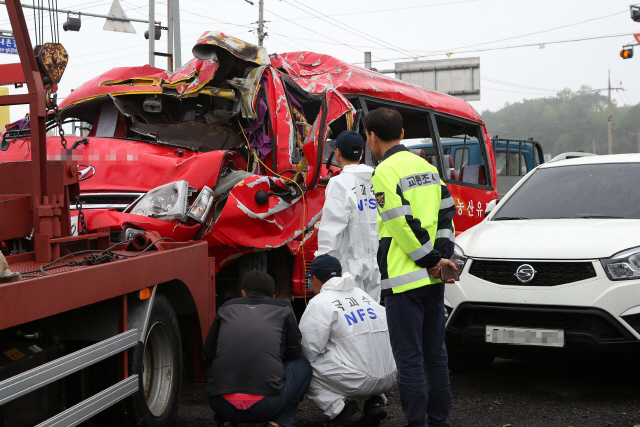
[316,164,381,301]
[299,273,397,419]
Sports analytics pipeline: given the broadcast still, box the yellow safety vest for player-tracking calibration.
[372,145,455,295]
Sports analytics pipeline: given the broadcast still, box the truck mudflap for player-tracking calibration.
[0,330,138,427]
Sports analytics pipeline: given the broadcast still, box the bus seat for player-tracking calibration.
[461,165,487,185]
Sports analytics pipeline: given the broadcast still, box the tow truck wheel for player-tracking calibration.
[128,294,182,426]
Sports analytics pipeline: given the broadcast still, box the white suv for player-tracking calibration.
[445,154,640,368]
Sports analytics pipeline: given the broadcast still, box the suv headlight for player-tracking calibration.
[450,243,468,275]
[601,246,640,280]
[132,180,189,221]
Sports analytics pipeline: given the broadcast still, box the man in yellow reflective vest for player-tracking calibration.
[364,107,457,427]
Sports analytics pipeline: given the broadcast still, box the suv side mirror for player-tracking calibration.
[485,199,498,217]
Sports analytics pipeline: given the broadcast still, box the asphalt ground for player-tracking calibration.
[176,357,640,427]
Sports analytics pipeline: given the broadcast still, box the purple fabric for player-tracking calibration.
[246,79,308,162]
[6,116,30,132]
[247,81,272,161]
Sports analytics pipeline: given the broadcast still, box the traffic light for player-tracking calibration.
[631,7,640,22]
[621,47,634,59]
[144,28,161,41]
[63,13,81,32]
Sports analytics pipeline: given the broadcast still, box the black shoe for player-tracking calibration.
[361,396,387,425]
[325,400,363,427]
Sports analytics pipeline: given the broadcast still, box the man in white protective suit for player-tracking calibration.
[300,254,396,427]
[316,130,381,301]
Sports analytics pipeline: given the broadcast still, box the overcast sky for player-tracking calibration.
[1,0,639,119]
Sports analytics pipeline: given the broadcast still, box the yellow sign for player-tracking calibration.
[0,87,9,128]
[3,348,25,361]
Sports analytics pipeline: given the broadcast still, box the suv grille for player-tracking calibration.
[449,304,630,341]
[469,260,596,286]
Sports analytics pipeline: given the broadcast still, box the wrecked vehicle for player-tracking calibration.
[0,31,499,302]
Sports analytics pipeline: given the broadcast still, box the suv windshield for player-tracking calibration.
[493,163,640,220]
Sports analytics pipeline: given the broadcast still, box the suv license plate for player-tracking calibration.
[485,326,564,347]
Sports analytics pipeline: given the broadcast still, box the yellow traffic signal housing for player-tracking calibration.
[620,47,634,59]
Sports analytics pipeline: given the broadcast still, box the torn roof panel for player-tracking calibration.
[59,65,168,109]
[194,31,268,65]
[271,51,483,123]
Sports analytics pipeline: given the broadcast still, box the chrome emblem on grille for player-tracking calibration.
[515,264,537,283]
[77,165,95,181]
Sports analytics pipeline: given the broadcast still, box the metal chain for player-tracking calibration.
[47,92,67,149]
[74,196,88,235]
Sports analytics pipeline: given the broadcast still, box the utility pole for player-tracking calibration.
[364,52,372,69]
[245,0,265,46]
[607,70,613,155]
[148,0,154,66]
[594,70,624,155]
[258,0,265,47]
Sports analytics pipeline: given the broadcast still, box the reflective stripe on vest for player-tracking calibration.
[440,196,455,210]
[381,269,434,290]
[379,205,412,222]
[436,229,455,242]
[407,241,434,261]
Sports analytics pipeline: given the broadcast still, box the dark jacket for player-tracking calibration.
[203,293,302,396]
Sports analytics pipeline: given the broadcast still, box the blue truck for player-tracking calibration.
[406,137,545,198]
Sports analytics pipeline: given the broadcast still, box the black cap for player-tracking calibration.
[305,254,342,278]
[330,130,363,156]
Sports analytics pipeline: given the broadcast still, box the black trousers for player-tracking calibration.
[209,356,312,427]
[385,283,451,427]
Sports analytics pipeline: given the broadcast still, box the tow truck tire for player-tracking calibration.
[127,294,182,427]
[447,351,494,373]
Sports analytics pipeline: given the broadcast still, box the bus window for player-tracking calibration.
[434,115,490,189]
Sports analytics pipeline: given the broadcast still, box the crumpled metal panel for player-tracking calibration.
[208,175,325,250]
[167,59,219,96]
[261,67,297,171]
[194,31,268,65]
[59,65,168,110]
[271,51,483,123]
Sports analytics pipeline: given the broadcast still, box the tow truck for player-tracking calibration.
[0,1,499,425]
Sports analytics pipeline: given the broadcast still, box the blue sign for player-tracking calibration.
[0,37,17,55]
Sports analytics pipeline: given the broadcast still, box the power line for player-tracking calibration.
[365,33,638,65]
[414,9,629,56]
[268,0,485,22]
[259,5,369,55]
[279,0,415,59]
[482,77,561,92]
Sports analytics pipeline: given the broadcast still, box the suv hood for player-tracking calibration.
[457,218,640,260]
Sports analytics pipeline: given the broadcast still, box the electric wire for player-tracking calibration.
[411,9,629,57]
[481,77,561,92]
[363,33,639,65]
[279,0,416,59]
[267,0,485,23]
[237,116,310,304]
[20,237,176,278]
